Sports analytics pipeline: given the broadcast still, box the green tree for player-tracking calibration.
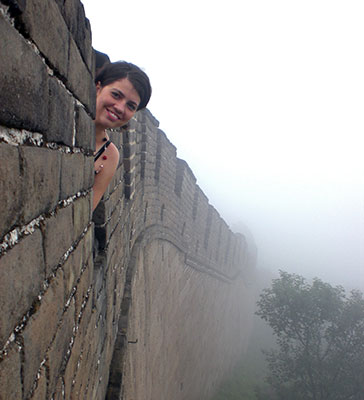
[256,271,364,400]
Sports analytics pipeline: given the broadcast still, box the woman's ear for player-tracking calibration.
[96,82,101,94]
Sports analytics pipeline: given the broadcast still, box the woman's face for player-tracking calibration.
[95,78,141,130]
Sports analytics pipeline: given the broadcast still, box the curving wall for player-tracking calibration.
[0,1,256,399]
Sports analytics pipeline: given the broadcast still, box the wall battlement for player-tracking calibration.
[0,1,256,399]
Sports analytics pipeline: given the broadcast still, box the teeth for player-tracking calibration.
[108,110,119,120]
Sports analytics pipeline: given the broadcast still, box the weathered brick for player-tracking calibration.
[63,294,92,399]
[74,261,92,319]
[67,38,95,115]
[0,342,22,400]
[123,142,136,159]
[42,205,73,276]
[62,0,93,70]
[73,195,91,240]
[47,300,75,395]
[123,153,137,172]
[0,144,22,240]
[47,78,74,146]
[0,14,49,132]
[83,225,94,262]
[22,269,65,398]
[19,0,69,78]
[60,152,85,200]
[84,156,94,192]
[0,230,44,349]
[51,376,64,400]
[20,147,61,223]
[29,365,47,400]
[62,236,86,302]
[71,339,94,399]
[75,104,95,151]
[65,295,95,399]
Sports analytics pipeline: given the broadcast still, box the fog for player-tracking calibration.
[82,0,364,290]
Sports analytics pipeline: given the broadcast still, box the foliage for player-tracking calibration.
[211,312,274,400]
[210,347,268,400]
[256,270,364,400]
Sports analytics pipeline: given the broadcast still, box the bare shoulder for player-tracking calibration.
[107,142,120,166]
[102,142,120,176]
[93,142,120,210]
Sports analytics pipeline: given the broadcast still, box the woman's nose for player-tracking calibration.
[115,100,126,113]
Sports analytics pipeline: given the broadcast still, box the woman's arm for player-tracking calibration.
[93,143,120,211]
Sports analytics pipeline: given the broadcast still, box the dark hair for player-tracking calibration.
[95,61,152,110]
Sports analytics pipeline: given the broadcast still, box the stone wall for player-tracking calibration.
[0,1,256,399]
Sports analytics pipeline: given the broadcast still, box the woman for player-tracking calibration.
[93,61,152,210]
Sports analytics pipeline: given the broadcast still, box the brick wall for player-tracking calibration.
[0,1,256,399]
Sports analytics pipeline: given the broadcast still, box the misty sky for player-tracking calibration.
[81,0,364,289]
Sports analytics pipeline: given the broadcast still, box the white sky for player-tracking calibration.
[82,0,364,289]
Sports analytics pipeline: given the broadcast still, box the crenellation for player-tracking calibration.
[204,205,213,250]
[215,222,223,262]
[154,128,162,182]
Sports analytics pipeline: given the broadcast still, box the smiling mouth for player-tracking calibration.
[106,109,120,122]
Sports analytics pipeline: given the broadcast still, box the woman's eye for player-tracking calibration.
[128,103,137,111]
[111,91,120,99]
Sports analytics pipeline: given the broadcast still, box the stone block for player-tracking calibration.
[123,153,136,172]
[74,262,92,320]
[47,77,74,146]
[63,0,93,70]
[67,38,95,115]
[0,14,49,132]
[62,252,78,303]
[29,365,47,400]
[19,0,69,78]
[42,204,73,276]
[83,225,94,262]
[75,104,95,151]
[47,301,75,395]
[0,342,22,400]
[123,142,136,158]
[20,147,61,223]
[60,152,85,200]
[0,230,44,349]
[0,144,22,240]
[107,183,123,216]
[63,295,92,399]
[83,156,94,192]
[71,340,95,399]
[22,269,65,398]
[72,195,91,240]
